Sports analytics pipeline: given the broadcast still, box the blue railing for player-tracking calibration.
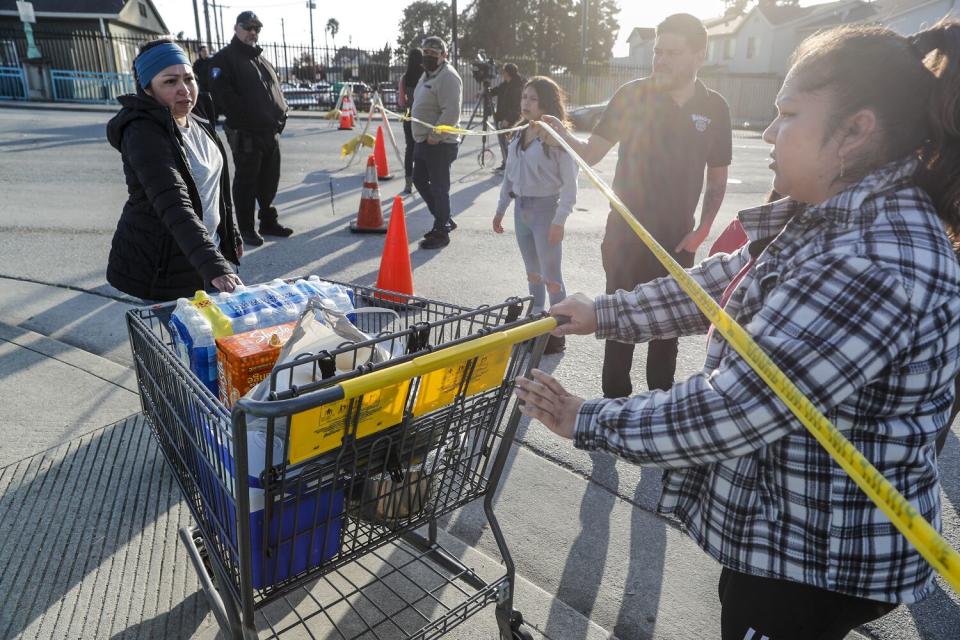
[50,70,134,103]
[0,66,28,101]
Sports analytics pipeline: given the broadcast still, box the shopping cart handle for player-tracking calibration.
[232,315,565,420]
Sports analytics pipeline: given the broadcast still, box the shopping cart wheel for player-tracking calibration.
[509,610,533,640]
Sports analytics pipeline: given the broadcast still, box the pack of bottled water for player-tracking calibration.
[168,277,356,396]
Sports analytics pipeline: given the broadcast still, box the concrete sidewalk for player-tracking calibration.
[3,300,954,639]
[0,323,610,639]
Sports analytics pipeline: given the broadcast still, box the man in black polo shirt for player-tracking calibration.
[542,13,731,397]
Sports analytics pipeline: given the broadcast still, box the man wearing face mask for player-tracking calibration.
[411,36,463,250]
[210,10,292,247]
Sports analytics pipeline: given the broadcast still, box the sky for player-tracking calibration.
[152,0,834,57]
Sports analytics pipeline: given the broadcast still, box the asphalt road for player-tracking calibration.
[1,105,957,639]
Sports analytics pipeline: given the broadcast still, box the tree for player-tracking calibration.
[292,51,320,82]
[326,18,340,54]
[397,1,452,51]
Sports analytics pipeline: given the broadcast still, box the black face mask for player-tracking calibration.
[423,56,440,72]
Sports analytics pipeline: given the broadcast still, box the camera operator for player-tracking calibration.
[488,62,524,171]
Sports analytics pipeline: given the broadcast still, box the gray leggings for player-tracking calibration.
[513,194,565,313]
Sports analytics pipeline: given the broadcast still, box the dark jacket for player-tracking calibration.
[193,56,211,92]
[209,36,287,132]
[106,94,240,301]
[492,75,524,123]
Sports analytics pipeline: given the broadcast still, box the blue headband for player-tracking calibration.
[134,43,191,89]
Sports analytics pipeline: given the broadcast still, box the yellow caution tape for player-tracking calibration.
[377,105,528,137]
[534,123,960,593]
[340,133,376,158]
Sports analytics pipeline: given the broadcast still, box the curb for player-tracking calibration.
[0,321,138,395]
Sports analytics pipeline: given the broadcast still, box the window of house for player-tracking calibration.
[139,2,148,18]
[747,37,757,59]
[708,40,716,62]
[724,39,735,60]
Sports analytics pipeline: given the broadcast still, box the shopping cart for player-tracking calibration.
[126,280,556,640]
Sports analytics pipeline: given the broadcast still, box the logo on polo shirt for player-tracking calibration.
[691,114,711,132]
[211,67,221,79]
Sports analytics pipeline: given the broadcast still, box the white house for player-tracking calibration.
[701,0,959,77]
[876,0,960,34]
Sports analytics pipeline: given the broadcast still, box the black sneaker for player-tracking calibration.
[419,232,449,250]
[259,221,293,237]
[240,229,264,246]
[422,220,457,239]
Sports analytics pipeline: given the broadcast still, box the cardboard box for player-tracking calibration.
[216,322,296,407]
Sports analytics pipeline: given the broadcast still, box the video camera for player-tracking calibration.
[471,50,497,85]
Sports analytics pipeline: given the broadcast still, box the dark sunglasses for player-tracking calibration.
[240,24,261,33]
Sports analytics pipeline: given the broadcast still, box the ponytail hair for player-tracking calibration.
[788,20,960,237]
[913,21,960,239]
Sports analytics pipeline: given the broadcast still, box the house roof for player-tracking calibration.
[705,12,751,36]
[626,27,655,44]
[0,0,168,33]
[0,0,126,13]
[874,0,957,21]
[706,1,881,38]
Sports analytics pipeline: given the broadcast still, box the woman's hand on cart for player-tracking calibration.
[515,369,584,439]
[212,272,244,293]
[548,293,597,336]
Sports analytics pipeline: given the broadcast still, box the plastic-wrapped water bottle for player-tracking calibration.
[301,276,356,320]
[177,305,218,394]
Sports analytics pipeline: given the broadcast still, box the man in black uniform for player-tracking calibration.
[193,45,211,93]
[210,10,292,246]
[541,13,732,397]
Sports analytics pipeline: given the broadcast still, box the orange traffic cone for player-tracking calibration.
[375,196,414,302]
[373,126,393,180]
[338,110,353,130]
[350,155,388,233]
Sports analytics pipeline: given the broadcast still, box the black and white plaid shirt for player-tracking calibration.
[575,157,960,603]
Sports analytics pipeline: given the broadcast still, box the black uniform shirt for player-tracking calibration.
[593,78,732,249]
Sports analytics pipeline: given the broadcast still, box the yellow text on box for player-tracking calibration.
[288,379,411,464]
[412,345,511,417]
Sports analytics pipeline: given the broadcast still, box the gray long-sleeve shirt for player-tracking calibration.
[496,134,579,224]
[411,62,462,144]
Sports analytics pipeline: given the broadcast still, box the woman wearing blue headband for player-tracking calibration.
[106,37,243,302]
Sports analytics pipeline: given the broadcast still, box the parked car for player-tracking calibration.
[333,81,372,110]
[376,81,399,110]
[281,82,319,110]
[313,81,335,107]
[568,102,608,132]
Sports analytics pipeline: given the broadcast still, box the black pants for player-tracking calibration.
[718,568,896,639]
[402,120,415,178]
[225,127,281,232]
[601,223,695,397]
[498,131,510,166]
[412,142,458,232]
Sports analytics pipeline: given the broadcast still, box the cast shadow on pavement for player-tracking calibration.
[0,122,108,152]
[0,415,209,640]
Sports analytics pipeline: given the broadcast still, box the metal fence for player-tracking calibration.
[0,28,782,122]
[50,69,135,103]
[0,65,27,100]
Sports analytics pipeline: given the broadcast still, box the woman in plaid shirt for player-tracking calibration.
[520,22,960,639]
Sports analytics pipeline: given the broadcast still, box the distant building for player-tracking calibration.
[0,0,168,70]
[702,0,959,76]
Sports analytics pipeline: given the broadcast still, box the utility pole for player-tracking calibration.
[451,0,458,67]
[202,0,212,46]
[211,1,221,44]
[281,18,290,83]
[307,1,316,70]
[579,0,589,106]
[192,0,202,45]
